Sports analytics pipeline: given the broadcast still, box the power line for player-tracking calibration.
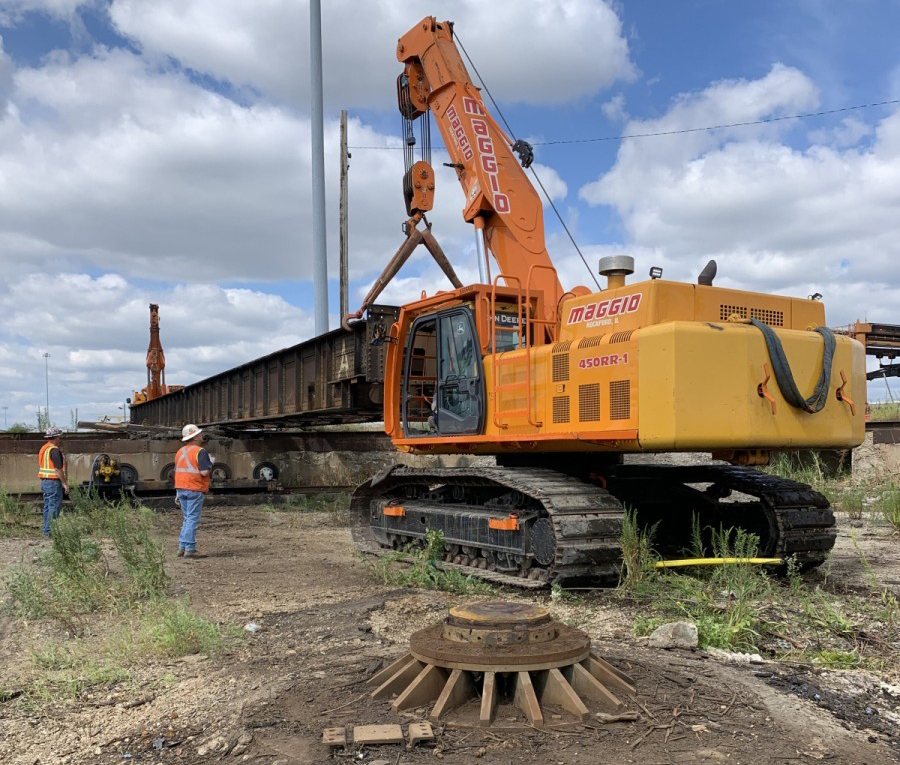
[349,97,900,151]
[539,98,900,145]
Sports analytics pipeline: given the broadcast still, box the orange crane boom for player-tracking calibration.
[397,17,568,319]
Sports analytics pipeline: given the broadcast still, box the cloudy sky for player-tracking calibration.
[1,0,899,428]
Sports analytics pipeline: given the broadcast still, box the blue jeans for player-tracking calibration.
[177,489,205,551]
[41,478,64,536]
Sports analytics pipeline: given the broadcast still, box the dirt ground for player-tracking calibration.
[1,504,899,765]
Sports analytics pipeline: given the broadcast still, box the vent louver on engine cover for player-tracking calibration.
[719,304,784,327]
[552,353,569,382]
[577,334,605,349]
[552,396,570,424]
[578,384,601,422]
[609,380,630,420]
[609,330,634,344]
[552,340,572,382]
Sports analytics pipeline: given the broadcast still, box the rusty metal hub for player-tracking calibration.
[442,602,555,644]
[366,601,636,729]
[413,601,589,671]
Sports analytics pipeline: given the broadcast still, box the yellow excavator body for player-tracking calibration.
[383,276,864,456]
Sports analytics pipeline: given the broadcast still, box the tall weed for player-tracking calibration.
[878,481,900,533]
[109,505,169,598]
[630,524,768,652]
[5,504,170,631]
[767,452,837,503]
[618,508,658,588]
[868,402,900,421]
[0,487,36,537]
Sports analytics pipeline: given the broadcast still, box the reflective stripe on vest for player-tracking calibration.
[174,444,210,493]
[38,442,63,480]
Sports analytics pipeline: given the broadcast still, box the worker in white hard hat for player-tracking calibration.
[38,427,68,536]
[173,423,212,558]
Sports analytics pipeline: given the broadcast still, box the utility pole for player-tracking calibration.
[43,352,50,422]
[339,110,350,322]
[2,406,7,428]
[309,0,329,335]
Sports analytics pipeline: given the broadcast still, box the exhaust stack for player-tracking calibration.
[599,255,634,290]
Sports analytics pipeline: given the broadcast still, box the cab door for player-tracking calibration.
[401,307,484,437]
[435,309,484,435]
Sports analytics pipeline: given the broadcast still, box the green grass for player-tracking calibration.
[811,649,860,669]
[367,529,495,596]
[0,487,38,537]
[624,522,770,652]
[5,502,230,706]
[21,600,227,703]
[838,485,865,521]
[766,452,838,504]
[121,599,227,659]
[877,481,900,533]
[869,402,900,421]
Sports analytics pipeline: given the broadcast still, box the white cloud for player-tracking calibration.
[601,93,627,123]
[531,162,568,202]
[579,64,900,326]
[108,0,636,108]
[0,272,315,424]
[0,44,479,286]
[807,116,872,148]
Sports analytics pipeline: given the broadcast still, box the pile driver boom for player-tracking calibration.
[132,304,181,405]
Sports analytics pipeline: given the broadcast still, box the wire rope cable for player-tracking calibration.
[454,32,601,290]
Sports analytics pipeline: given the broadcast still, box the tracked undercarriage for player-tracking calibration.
[350,463,836,588]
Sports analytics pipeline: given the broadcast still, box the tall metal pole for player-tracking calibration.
[309,0,329,335]
[2,406,7,428]
[43,352,50,422]
[339,110,350,321]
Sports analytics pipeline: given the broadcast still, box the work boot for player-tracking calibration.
[176,549,184,558]
[183,550,202,559]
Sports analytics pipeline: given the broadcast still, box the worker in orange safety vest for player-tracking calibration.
[39,426,68,536]
[174,423,212,558]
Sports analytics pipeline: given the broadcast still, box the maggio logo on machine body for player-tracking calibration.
[567,293,643,325]
[446,97,510,214]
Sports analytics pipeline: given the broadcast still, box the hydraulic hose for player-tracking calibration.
[750,318,835,414]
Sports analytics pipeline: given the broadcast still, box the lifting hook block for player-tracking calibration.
[835,370,856,416]
[757,363,777,415]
